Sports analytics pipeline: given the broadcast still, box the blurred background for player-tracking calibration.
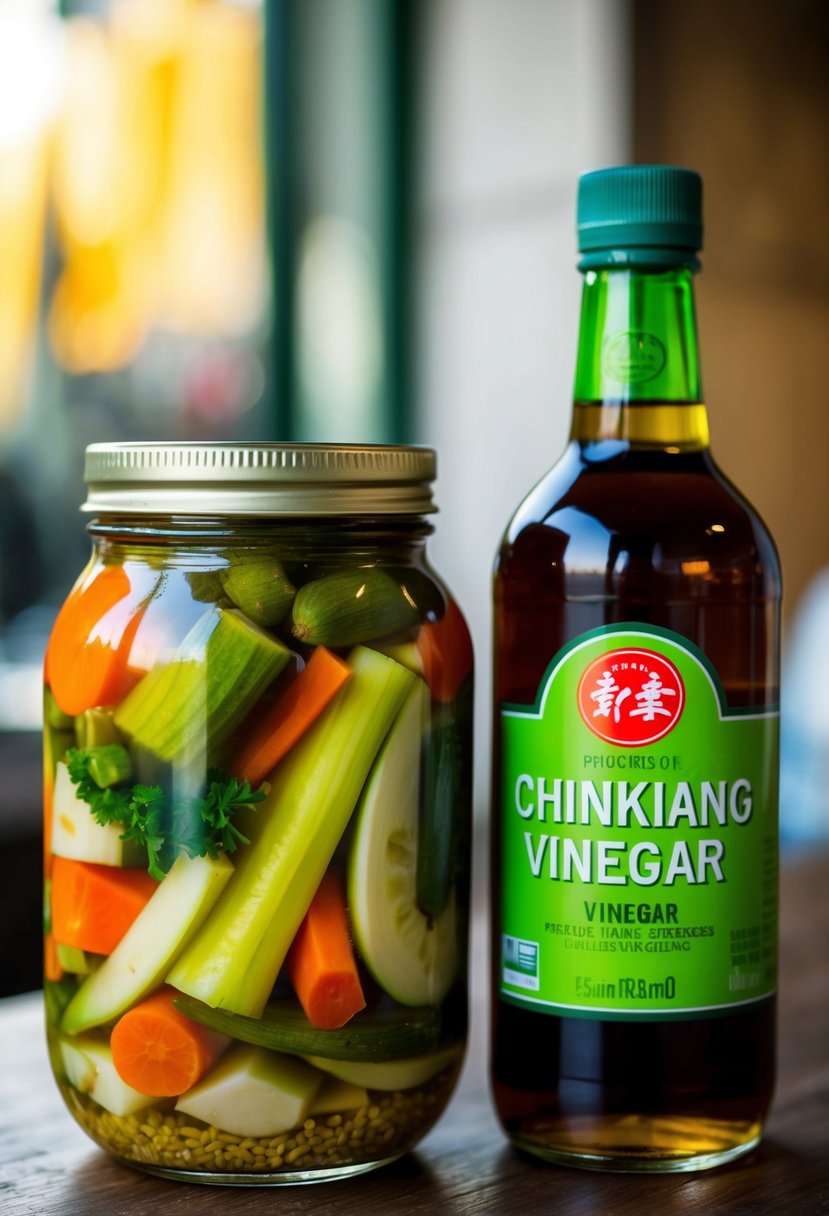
[0,0,827,994]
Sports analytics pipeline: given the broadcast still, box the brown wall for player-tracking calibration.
[634,0,829,621]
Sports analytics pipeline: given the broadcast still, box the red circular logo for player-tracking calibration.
[577,648,685,747]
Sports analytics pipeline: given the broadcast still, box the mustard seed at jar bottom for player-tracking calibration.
[44,443,472,1184]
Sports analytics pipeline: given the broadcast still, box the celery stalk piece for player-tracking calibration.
[167,647,416,1017]
[74,708,121,749]
[86,744,132,789]
[60,853,234,1035]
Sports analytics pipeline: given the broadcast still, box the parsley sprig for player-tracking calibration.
[65,747,266,880]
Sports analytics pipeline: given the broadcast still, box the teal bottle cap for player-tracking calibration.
[577,165,702,267]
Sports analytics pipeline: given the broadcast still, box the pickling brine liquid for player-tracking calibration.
[491,402,780,1170]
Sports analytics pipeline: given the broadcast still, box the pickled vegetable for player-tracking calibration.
[291,569,420,647]
[60,1035,156,1116]
[50,761,144,867]
[55,944,99,975]
[175,1044,322,1137]
[172,996,441,1062]
[110,989,229,1097]
[45,565,150,717]
[45,529,471,1182]
[417,708,472,918]
[61,854,234,1034]
[115,608,291,762]
[233,646,352,786]
[348,682,458,1007]
[220,554,296,626]
[303,1044,462,1092]
[74,708,121,750]
[51,858,157,955]
[166,647,415,1016]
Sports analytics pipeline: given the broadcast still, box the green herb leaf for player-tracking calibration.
[65,748,264,878]
[199,770,266,857]
[65,748,135,826]
[121,785,168,880]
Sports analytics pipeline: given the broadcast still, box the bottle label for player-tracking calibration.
[498,623,778,1020]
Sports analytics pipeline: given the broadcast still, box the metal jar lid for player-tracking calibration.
[82,442,437,517]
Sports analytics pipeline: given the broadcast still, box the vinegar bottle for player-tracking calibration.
[491,166,780,1172]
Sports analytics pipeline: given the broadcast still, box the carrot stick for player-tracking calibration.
[51,857,158,956]
[234,646,352,786]
[110,987,228,1097]
[44,933,64,983]
[416,597,473,703]
[46,565,148,717]
[43,767,54,879]
[286,870,366,1030]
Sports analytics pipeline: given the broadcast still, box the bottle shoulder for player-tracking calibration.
[497,442,780,592]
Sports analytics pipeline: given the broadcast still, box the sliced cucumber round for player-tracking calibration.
[348,680,458,1007]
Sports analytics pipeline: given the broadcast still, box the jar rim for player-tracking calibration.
[83,442,438,517]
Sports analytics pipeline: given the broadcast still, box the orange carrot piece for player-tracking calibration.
[235,646,353,786]
[44,933,64,983]
[51,857,157,956]
[416,597,473,703]
[43,767,54,879]
[110,988,228,1097]
[286,870,366,1030]
[45,565,147,716]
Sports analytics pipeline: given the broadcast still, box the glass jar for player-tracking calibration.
[43,443,472,1185]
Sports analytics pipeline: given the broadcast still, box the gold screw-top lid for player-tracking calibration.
[83,443,437,516]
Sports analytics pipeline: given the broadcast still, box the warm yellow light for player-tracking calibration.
[49,14,158,371]
[49,0,265,374]
[0,5,61,429]
[155,0,265,336]
[681,560,711,576]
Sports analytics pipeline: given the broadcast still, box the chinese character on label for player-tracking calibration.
[589,672,632,722]
[630,673,676,722]
[578,647,685,746]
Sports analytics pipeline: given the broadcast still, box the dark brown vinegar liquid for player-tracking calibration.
[491,405,780,1170]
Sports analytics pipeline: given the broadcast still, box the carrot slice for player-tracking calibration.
[416,597,473,703]
[45,565,148,717]
[110,988,228,1097]
[51,857,157,956]
[286,870,366,1030]
[234,646,352,786]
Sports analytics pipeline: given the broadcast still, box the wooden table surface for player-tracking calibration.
[2,855,827,1216]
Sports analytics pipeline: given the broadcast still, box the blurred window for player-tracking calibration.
[0,0,268,732]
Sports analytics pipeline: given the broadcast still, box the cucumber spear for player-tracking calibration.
[115,608,291,763]
[166,647,416,1018]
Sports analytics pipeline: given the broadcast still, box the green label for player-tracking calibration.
[498,624,778,1020]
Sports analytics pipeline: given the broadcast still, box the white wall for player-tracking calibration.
[413,0,631,808]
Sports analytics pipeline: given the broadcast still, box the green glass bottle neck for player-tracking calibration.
[571,265,709,450]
